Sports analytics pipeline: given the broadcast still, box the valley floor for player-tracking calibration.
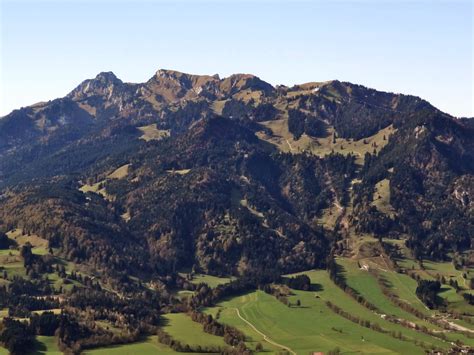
[1,237,473,354]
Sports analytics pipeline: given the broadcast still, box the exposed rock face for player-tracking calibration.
[453,175,474,209]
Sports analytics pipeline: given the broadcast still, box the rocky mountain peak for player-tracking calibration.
[219,73,274,96]
[67,71,124,101]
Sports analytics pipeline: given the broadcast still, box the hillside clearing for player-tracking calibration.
[371,178,396,217]
[108,164,130,179]
[137,124,170,142]
[257,120,396,164]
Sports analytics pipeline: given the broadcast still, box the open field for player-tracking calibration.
[162,313,227,349]
[378,268,432,315]
[177,272,234,289]
[207,290,426,354]
[371,178,396,217]
[0,336,60,355]
[382,238,474,315]
[79,162,130,199]
[337,258,435,326]
[34,336,62,355]
[0,259,26,279]
[203,269,456,354]
[189,274,234,288]
[335,257,474,346]
[84,336,179,355]
[137,124,170,142]
[107,164,130,179]
[166,168,191,175]
[257,119,396,164]
[1,227,472,354]
[79,181,108,198]
[210,99,227,115]
[6,229,49,255]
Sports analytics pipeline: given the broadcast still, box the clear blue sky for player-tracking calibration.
[1,0,472,117]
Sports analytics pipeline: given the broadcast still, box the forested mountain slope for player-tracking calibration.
[1,69,471,270]
[0,69,473,354]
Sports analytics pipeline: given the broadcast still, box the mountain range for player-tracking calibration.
[0,69,473,353]
[1,69,472,273]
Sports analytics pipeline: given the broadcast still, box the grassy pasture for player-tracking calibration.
[210,100,227,115]
[336,258,437,329]
[33,336,61,355]
[180,273,234,288]
[257,119,395,164]
[79,181,108,198]
[84,336,179,355]
[378,269,432,315]
[232,89,263,104]
[31,309,62,316]
[137,124,170,142]
[176,290,195,299]
[79,163,129,199]
[385,238,474,314]
[120,211,131,222]
[107,164,130,179]
[162,313,227,349]
[95,320,123,335]
[288,270,449,351]
[0,249,18,256]
[0,336,60,355]
[6,229,49,255]
[317,202,344,230]
[0,309,8,318]
[371,178,396,217]
[203,269,454,354]
[1,260,26,278]
[205,288,427,354]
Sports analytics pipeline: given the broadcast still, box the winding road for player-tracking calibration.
[233,308,296,355]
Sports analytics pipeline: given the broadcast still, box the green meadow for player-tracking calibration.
[203,270,454,354]
[84,337,178,355]
[161,313,227,349]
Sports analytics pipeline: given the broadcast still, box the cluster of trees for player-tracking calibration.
[30,311,61,335]
[288,109,326,139]
[0,318,35,355]
[55,311,141,354]
[0,233,14,249]
[415,280,443,309]
[0,277,57,317]
[8,295,59,318]
[67,288,164,329]
[463,293,474,305]
[20,243,55,277]
[156,328,250,354]
[281,274,311,291]
[262,284,290,306]
[188,311,246,347]
[222,100,251,120]
[305,81,432,140]
[0,312,63,354]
